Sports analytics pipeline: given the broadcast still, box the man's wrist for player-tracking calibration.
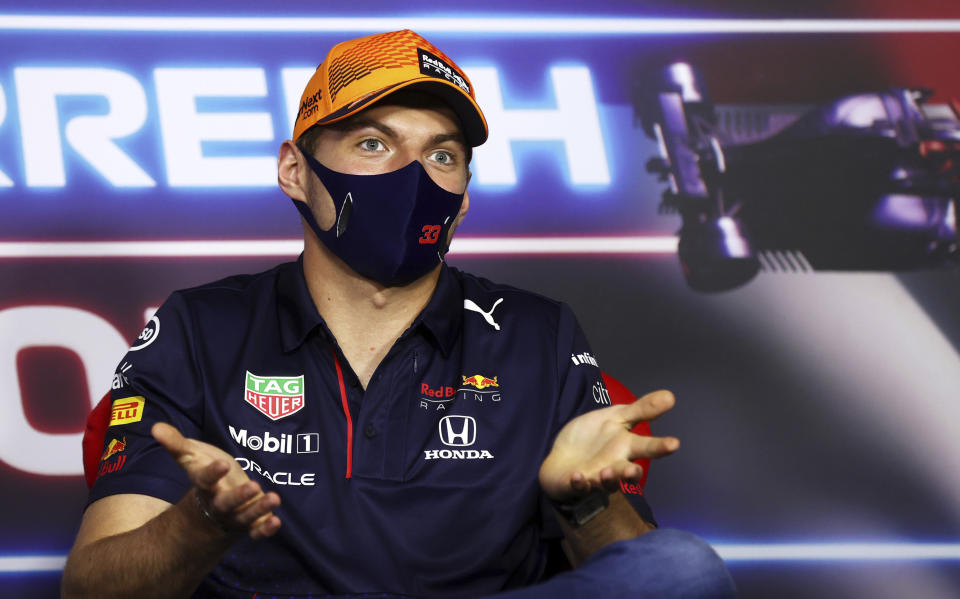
[191,488,234,536]
[550,489,610,527]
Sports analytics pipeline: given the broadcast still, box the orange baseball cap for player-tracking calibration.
[293,29,488,147]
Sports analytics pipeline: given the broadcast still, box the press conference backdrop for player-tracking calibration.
[3,2,960,597]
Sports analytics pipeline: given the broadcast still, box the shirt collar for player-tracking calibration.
[412,263,463,358]
[277,255,326,352]
[277,256,462,356]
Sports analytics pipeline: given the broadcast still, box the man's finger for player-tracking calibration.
[618,390,675,426]
[250,515,282,541]
[599,467,623,493]
[626,433,680,461]
[569,472,589,494]
[152,422,190,457]
[232,492,281,528]
[593,461,643,490]
[193,460,230,491]
[622,462,643,481]
[208,481,261,514]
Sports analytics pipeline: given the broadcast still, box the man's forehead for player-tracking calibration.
[326,98,467,145]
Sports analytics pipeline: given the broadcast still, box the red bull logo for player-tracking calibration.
[101,437,127,461]
[461,374,498,390]
[620,480,645,496]
[421,383,457,398]
[97,437,128,478]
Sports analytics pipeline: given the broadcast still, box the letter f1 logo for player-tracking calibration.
[439,415,476,447]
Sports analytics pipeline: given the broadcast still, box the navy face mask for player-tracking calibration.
[293,152,465,287]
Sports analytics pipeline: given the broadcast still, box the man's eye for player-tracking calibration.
[360,139,384,151]
[432,151,453,164]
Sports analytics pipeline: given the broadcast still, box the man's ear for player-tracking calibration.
[445,188,470,250]
[456,172,471,223]
[278,140,309,203]
[455,188,470,226]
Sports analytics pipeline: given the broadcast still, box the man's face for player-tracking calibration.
[302,99,470,217]
[280,91,474,259]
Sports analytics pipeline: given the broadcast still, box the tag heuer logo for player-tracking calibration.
[245,371,305,421]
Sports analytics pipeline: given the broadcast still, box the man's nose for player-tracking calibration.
[390,145,422,170]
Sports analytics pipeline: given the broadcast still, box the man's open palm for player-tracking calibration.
[153,422,282,539]
[539,390,680,503]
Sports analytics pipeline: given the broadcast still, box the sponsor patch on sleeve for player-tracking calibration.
[620,480,645,496]
[129,316,159,351]
[109,396,145,426]
[97,436,128,479]
[570,352,599,367]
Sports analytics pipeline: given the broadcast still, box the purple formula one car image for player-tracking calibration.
[635,62,960,291]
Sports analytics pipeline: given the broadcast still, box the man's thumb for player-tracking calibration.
[152,421,187,456]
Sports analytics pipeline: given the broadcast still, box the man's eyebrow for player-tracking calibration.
[337,119,466,149]
[336,118,397,139]
[429,132,468,149]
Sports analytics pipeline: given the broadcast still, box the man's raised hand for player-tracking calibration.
[538,389,679,503]
[152,422,282,540]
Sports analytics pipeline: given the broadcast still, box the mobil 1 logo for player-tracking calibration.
[229,426,320,454]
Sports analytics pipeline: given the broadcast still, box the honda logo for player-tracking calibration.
[438,415,476,447]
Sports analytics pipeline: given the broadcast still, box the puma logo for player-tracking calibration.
[464,298,503,331]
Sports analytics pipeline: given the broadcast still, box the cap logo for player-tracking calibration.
[418,48,470,94]
[297,89,323,125]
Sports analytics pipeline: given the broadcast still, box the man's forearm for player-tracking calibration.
[556,491,654,567]
[62,489,235,599]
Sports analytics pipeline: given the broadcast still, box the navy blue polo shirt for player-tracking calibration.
[89,257,654,598]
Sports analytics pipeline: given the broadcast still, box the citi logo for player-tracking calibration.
[228,426,320,454]
[438,415,476,447]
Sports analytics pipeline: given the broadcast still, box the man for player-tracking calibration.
[63,30,734,598]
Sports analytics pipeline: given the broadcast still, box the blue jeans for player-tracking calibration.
[485,529,736,599]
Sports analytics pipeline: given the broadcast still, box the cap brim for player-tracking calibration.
[316,78,488,147]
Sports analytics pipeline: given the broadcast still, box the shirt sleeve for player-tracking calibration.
[87,291,204,507]
[538,303,656,539]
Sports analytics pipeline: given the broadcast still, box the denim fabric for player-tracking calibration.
[486,529,737,599]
